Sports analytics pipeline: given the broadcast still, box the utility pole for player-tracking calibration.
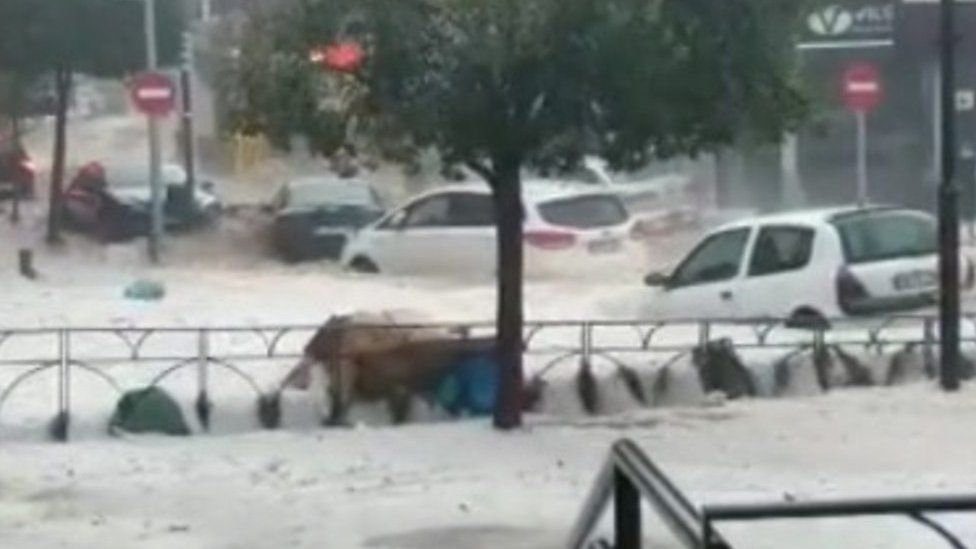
[144,0,164,263]
[939,0,961,391]
[180,31,197,206]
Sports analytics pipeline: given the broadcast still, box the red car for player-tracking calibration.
[64,161,221,242]
[0,143,36,200]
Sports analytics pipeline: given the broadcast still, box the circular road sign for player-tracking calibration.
[130,71,176,117]
[842,63,882,112]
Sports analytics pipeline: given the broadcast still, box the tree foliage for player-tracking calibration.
[233,0,812,428]
[219,1,412,164]
[0,0,183,76]
[219,3,346,154]
[0,0,184,242]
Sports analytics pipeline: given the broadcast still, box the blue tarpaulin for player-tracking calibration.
[433,351,499,417]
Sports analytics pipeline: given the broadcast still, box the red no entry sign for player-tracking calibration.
[130,72,176,117]
[842,63,882,112]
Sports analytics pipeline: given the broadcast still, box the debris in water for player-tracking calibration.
[124,279,166,301]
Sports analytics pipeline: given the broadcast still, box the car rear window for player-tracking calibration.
[831,210,936,264]
[537,195,628,229]
[289,181,375,207]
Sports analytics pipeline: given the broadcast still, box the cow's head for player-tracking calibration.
[287,315,353,389]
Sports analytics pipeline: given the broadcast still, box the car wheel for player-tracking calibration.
[202,203,222,223]
[18,184,35,201]
[278,246,304,264]
[349,256,380,274]
[95,218,121,243]
[785,307,830,331]
[194,205,222,233]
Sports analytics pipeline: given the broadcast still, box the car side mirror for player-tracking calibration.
[387,210,408,230]
[644,272,670,287]
[200,180,216,193]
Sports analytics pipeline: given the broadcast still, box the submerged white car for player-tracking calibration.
[642,206,974,324]
[341,181,644,277]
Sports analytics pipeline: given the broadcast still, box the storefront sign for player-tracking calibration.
[801,2,895,49]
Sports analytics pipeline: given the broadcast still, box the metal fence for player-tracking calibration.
[0,315,972,441]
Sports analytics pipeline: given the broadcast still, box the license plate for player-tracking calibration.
[587,238,622,254]
[893,270,937,291]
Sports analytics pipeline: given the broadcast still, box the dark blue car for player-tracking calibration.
[268,177,384,262]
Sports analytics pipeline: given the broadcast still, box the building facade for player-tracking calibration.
[795,0,976,213]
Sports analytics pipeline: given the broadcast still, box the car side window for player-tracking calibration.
[447,193,494,227]
[748,226,815,277]
[670,228,750,287]
[403,195,451,228]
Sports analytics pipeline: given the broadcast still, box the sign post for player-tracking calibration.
[129,70,175,262]
[841,63,882,207]
[856,111,868,206]
[130,0,174,263]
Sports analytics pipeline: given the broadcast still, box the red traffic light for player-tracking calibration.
[311,42,364,73]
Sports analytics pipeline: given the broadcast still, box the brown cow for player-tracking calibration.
[292,310,474,424]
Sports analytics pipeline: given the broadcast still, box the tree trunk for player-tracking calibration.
[47,67,72,245]
[491,160,524,430]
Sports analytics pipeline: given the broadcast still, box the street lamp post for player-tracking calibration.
[939,0,961,391]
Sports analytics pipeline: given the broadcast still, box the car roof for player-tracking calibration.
[100,160,182,172]
[288,176,370,188]
[418,179,620,204]
[712,205,926,232]
[99,161,185,185]
[282,177,376,206]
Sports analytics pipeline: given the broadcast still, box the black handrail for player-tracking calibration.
[702,494,976,549]
[703,494,976,521]
[566,438,720,549]
[567,439,976,549]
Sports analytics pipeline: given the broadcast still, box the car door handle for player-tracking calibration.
[720,290,733,301]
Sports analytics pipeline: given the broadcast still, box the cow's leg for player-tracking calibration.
[325,359,356,426]
[387,386,413,425]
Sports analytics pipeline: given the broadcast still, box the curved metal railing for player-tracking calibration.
[0,314,971,441]
[565,438,714,549]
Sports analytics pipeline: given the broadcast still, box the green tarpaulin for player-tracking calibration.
[109,387,190,436]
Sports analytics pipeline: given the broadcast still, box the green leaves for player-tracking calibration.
[229,0,810,178]
[0,0,184,76]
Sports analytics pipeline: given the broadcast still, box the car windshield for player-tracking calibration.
[832,210,937,264]
[556,166,605,185]
[536,195,628,229]
[288,180,375,207]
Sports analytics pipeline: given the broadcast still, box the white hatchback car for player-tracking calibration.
[642,206,974,324]
[341,181,643,277]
